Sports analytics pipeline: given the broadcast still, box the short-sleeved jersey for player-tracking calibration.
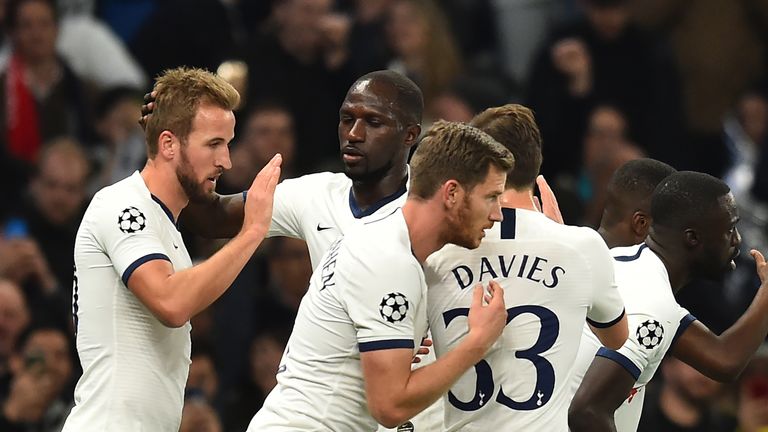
[569,243,697,432]
[63,172,193,432]
[424,208,625,431]
[248,208,430,431]
[268,171,408,266]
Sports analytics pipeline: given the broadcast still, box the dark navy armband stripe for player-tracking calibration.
[122,253,171,286]
[672,313,698,345]
[359,339,414,352]
[587,309,626,329]
[596,347,641,380]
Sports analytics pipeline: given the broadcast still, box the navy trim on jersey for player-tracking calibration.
[151,194,178,228]
[359,339,415,352]
[587,309,626,328]
[122,253,171,286]
[242,190,248,203]
[596,347,641,380]
[671,313,698,345]
[500,207,517,239]
[614,244,649,262]
[349,182,407,219]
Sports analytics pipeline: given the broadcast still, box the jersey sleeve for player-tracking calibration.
[338,253,424,352]
[583,231,626,327]
[595,312,667,381]
[266,176,308,239]
[671,304,698,345]
[91,195,171,286]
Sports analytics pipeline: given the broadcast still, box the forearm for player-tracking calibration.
[568,407,616,432]
[156,230,262,325]
[385,337,487,424]
[676,284,768,380]
[180,192,244,238]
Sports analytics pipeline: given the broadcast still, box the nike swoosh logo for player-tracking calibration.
[173,243,179,249]
[316,223,333,232]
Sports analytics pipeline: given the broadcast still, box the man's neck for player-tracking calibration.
[500,187,535,211]
[645,232,690,292]
[350,167,408,210]
[140,161,188,221]
[401,197,446,263]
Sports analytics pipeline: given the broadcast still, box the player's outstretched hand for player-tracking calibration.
[467,280,507,353]
[138,90,157,130]
[411,338,432,364]
[242,154,282,240]
[751,249,767,283]
[535,175,563,224]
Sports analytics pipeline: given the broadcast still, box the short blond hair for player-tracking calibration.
[409,121,515,199]
[145,67,240,158]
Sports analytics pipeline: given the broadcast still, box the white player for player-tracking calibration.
[175,70,445,431]
[63,68,281,431]
[425,105,628,431]
[248,121,513,430]
[569,172,744,432]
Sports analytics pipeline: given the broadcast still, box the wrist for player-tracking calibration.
[459,333,491,362]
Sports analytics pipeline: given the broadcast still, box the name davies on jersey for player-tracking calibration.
[450,254,565,290]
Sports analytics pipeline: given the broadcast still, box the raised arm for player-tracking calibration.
[568,355,636,432]
[179,192,245,238]
[672,249,768,381]
[361,282,507,428]
[128,155,280,326]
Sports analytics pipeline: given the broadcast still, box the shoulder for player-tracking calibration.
[279,172,349,193]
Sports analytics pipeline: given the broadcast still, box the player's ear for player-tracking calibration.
[443,179,460,209]
[158,130,177,160]
[404,124,421,148]
[683,228,700,248]
[631,211,650,238]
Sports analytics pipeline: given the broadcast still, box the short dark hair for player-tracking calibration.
[651,171,731,229]
[14,322,70,353]
[6,0,58,31]
[353,70,424,126]
[470,104,542,190]
[608,158,677,200]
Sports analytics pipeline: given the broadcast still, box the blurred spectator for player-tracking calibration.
[92,86,145,191]
[186,346,219,405]
[245,0,354,173]
[527,0,684,180]
[0,325,74,432]
[735,345,768,432]
[0,0,96,181]
[0,280,29,380]
[724,90,768,200]
[344,0,392,77]
[179,397,222,432]
[218,103,297,194]
[429,76,510,123]
[130,0,244,84]
[253,237,312,333]
[631,0,768,176]
[638,357,733,432]
[221,328,289,432]
[386,0,462,112]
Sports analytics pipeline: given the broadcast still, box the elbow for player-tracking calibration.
[368,404,409,429]
[707,361,745,383]
[154,302,190,328]
[568,403,603,432]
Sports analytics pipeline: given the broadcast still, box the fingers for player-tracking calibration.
[487,280,505,308]
[533,196,542,213]
[536,175,564,224]
[420,338,433,347]
[471,283,483,310]
[751,249,766,265]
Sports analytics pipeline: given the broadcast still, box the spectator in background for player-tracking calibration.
[0,280,29,382]
[92,86,146,191]
[186,346,219,405]
[527,0,684,182]
[344,0,392,78]
[638,357,733,432]
[735,345,768,432]
[386,0,462,117]
[218,103,297,194]
[0,0,96,165]
[245,0,354,173]
[0,325,75,432]
[179,398,222,432]
[221,328,289,432]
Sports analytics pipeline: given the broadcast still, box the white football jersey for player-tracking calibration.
[569,243,697,432]
[248,208,430,431]
[63,172,193,432]
[425,208,626,431]
[268,171,408,265]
